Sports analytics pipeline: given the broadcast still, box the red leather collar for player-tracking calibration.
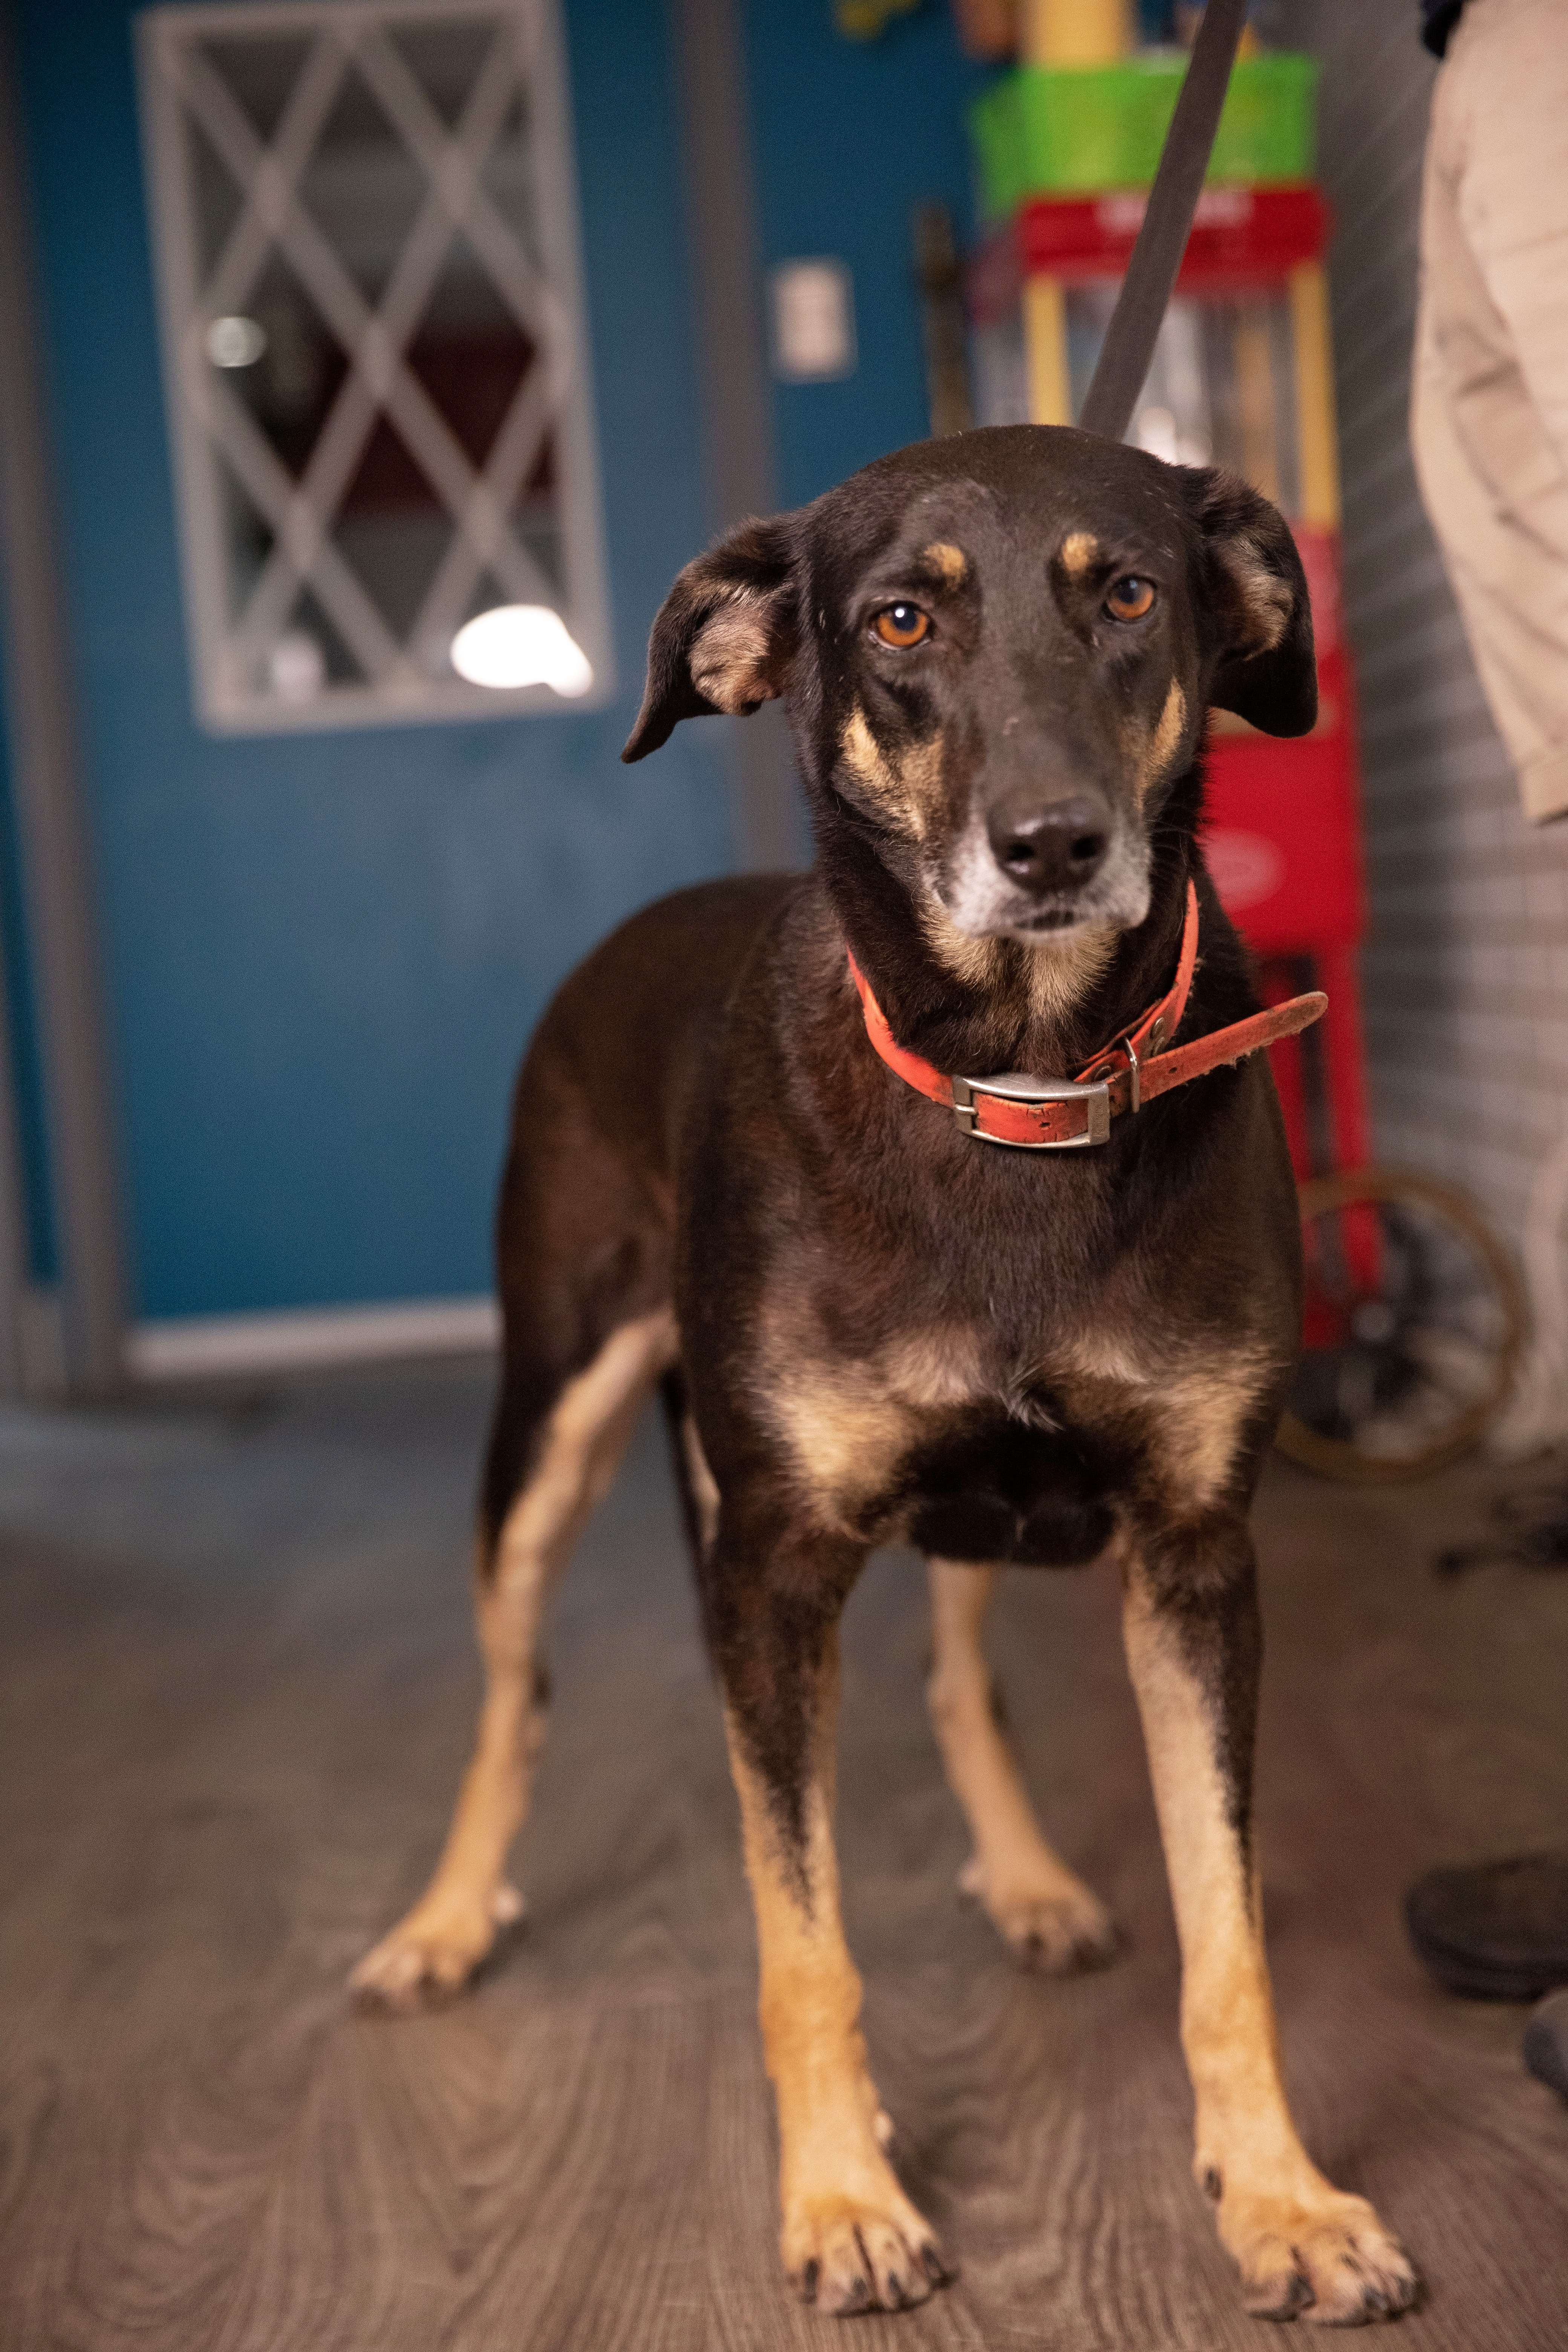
[847,881,1327,1150]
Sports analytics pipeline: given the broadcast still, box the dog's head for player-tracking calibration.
[623,425,1312,955]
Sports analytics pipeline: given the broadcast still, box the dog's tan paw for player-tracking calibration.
[784,2187,949,2317]
[349,1881,523,2014]
[957,1853,1119,1974]
[1216,2180,1418,2325]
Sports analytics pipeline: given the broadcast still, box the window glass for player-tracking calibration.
[138,2,609,731]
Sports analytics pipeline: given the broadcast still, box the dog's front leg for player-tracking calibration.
[718,1539,948,2316]
[1121,1518,1417,2325]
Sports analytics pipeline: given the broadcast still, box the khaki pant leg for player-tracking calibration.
[1410,0,1568,823]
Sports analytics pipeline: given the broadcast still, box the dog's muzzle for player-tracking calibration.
[939,804,1152,943]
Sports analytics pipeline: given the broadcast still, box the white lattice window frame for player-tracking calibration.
[136,0,612,734]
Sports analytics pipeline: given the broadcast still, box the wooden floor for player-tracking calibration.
[3,1361,1568,2350]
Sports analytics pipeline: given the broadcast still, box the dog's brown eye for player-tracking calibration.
[872,603,931,649]
[1106,576,1156,623]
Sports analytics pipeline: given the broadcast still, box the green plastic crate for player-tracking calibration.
[970,52,1319,220]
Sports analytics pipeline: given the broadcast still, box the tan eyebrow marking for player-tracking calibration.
[1060,531,1099,575]
[920,541,967,582]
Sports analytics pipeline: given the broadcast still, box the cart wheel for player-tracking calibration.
[1275,1166,1528,1484]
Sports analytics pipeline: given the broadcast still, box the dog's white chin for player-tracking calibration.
[948,885,1152,946]
[993,908,1138,946]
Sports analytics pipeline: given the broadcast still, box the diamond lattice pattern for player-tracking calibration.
[144,2,593,724]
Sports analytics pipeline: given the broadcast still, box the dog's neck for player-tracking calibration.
[819,780,1201,1084]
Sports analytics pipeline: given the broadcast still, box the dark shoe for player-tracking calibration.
[1524,1990,1568,2102]
[1405,1853,1568,2001]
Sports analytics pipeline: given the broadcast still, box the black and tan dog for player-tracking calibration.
[354,424,1418,2326]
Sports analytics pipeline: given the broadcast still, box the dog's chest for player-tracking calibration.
[901,1403,1116,1567]
[759,1307,1147,1557]
[756,1287,1266,1552]
[889,1322,1135,1565]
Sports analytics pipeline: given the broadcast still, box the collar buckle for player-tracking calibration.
[951,1070,1113,1150]
[1116,1028,1142,1115]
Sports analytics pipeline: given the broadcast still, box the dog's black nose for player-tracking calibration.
[987,793,1111,896]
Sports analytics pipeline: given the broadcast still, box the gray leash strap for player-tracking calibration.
[1077,0,1251,445]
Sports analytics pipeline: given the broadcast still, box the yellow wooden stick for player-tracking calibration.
[1024,276,1072,426]
[1289,260,1341,530]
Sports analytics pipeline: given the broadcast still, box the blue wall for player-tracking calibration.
[13,0,732,1320]
[10,0,991,1324]
[744,2,995,511]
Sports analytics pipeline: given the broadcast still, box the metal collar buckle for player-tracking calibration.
[950,1070,1112,1150]
[1110,1028,1143,1115]
[1083,1023,1155,1113]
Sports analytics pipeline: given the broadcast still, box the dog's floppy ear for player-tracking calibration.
[622,516,798,762]
[1178,466,1317,738]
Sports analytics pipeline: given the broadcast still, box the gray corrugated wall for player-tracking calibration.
[1273,0,1568,1257]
